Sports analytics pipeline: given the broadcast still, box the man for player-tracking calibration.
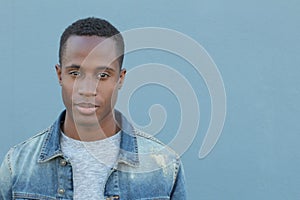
[0,17,186,199]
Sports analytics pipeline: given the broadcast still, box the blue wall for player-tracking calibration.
[1,0,300,199]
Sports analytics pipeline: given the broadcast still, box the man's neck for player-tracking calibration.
[62,112,120,141]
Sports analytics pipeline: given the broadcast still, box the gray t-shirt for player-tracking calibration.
[60,131,121,200]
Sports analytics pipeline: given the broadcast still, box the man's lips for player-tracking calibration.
[75,102,99,108]
[73,103,99,115]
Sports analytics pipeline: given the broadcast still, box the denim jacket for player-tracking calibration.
[0,110,186,200]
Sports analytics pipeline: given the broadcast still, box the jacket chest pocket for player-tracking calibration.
[13,192,57,200]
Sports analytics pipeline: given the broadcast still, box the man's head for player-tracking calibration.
[59,17,124,68]
[55,17,126,137]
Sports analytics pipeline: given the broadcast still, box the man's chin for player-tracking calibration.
[73,115,101,128]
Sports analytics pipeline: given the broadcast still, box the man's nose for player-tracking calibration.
[76,77,98,97]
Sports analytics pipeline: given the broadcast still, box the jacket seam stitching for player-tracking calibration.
[170,157,180,195]
[7,148,13,174]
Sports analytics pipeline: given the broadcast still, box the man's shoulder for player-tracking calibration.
[118,129,182,176]
[134,129,180,161]
[8,127,51,158]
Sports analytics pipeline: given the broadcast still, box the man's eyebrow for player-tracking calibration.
[97,66,116,72]
[64,64,116,72]
[64,64,80,69]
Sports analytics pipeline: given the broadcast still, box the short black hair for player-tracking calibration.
[59,17,124,68]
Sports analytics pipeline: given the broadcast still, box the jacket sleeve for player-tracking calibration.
[170,160,187,200]
[0,149,13,200]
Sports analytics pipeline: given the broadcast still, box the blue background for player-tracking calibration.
[1,0,300,199]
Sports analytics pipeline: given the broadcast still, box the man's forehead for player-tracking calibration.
[66,35,115,51]
[62,35,119,66]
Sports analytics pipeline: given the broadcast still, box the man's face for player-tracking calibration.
[56,35,126,128]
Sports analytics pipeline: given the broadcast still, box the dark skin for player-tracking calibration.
[55,36,126,141]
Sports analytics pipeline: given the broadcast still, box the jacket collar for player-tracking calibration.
[38,110,139,167]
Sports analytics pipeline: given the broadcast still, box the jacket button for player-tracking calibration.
[60,159,67,166]
[106,195,119,200]
[58,188,65,195]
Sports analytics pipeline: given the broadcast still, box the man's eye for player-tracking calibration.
[69,71,80,77]
[98,73,110,79]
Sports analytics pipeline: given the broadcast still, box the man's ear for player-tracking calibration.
[55,64,62,85]
[118,68,126,89]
